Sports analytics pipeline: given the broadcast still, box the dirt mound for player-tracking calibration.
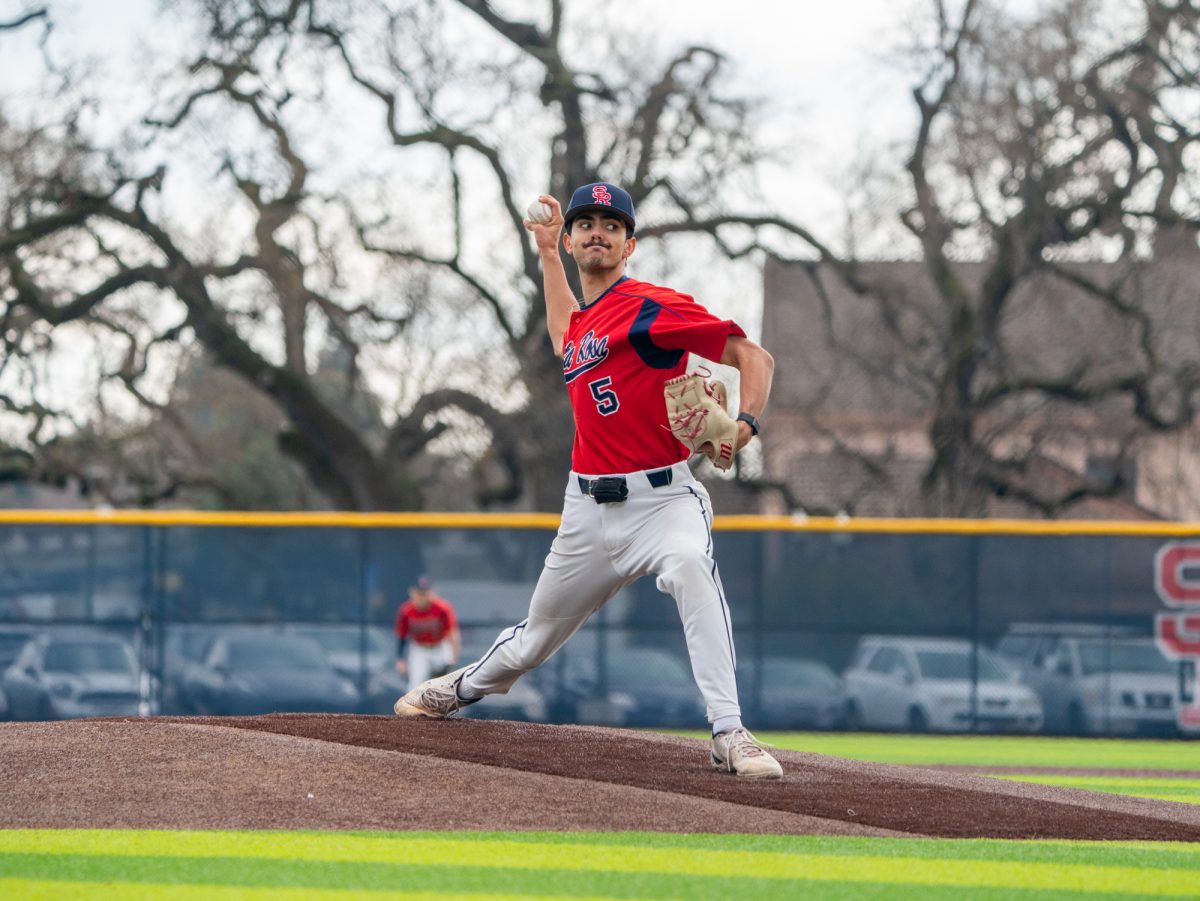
[2,715,1197,840]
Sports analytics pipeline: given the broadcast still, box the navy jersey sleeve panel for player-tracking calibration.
[629,297,687,369]
[628,286,747,363]
[602,279,747,367]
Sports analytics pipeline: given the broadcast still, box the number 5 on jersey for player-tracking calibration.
[588,376,619,415]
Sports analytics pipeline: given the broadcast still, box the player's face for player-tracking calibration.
[411,588,432,609]
[565,214,634,272]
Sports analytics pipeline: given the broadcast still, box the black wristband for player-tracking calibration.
[736,412,761,437]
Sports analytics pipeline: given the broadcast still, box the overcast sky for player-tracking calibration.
[4,1,1060,200]
[2,0,925,211]
[0,0,939,412]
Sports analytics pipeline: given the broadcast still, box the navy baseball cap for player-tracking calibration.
[563,182,635,235]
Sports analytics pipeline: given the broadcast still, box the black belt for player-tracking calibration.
[578,467,673,503]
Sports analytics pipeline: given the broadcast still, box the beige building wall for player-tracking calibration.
[760,256,1200,520]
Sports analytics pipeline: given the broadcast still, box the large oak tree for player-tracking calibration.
[0,0,822,510]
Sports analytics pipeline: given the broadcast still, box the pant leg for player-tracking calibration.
[407,644,435,688]
[633,481,741,724]
[461,483,627,697]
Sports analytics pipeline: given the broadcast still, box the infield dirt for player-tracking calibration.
[1,715,1198,840]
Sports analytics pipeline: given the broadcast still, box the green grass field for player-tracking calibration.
[747,731,1200,805]
[2,830,1199,900]
[4,732,1198,900]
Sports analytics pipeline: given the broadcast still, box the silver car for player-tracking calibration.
[998,627,1182,736]
[2,629,143,720]
[843,635,1043,733]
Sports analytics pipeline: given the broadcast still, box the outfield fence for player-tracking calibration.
[0,510,1197,737]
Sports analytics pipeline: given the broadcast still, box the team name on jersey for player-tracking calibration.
[562,329,610,383]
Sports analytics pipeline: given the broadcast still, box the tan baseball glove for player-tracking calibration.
[664,369,738,471]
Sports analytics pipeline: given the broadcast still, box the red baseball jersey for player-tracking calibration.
[562,276,745,474]
[394,595,458,646]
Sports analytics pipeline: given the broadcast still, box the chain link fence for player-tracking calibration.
[0,515,1196,736]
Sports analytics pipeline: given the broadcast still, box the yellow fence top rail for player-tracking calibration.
[0,509,1198,536]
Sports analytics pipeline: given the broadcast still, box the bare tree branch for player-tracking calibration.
[0,7,47,31]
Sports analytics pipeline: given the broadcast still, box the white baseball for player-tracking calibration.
[527,199,554,224]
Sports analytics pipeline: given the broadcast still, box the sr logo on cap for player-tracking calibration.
[563,182,635,235]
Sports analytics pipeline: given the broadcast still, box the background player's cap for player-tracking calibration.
[563,182,635,235]
[415,575,433,590]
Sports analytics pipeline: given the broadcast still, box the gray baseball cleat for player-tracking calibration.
[393,666,478,718]
[711,728,783,779]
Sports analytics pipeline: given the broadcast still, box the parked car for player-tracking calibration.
[996,624,1182,736]
[533,645,706,727]
[183,630,360,715]
[160,624,225,714]
[2,628,143,720]
[842,635,1043,733]
[287,624,407,714]
[738,656,848,730]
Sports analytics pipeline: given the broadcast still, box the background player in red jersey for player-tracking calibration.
[394,576,461,688]
[396,182,782,779]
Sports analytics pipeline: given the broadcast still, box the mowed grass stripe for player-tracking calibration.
[434,832,1200,869]
[5,831,1200,869]
[6,878,1172,901]
[993,777,1200,791]
[3,853,916,896]
[5,855,1107,900]
[989,774,1200,805]
[744,732,1200,770]
[2,832,1199,896]
[0,883,604,901]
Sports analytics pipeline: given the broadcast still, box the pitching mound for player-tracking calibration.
[2,715,1197,840]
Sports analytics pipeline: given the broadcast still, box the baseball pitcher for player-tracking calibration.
[395,182,781,779]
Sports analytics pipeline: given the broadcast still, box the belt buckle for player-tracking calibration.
[589,475,629,504]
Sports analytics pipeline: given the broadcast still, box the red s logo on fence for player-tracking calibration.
[1153,541,1200,731]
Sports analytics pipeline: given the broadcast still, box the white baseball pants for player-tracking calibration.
[460,460,740,724]
[406,640,453,689]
